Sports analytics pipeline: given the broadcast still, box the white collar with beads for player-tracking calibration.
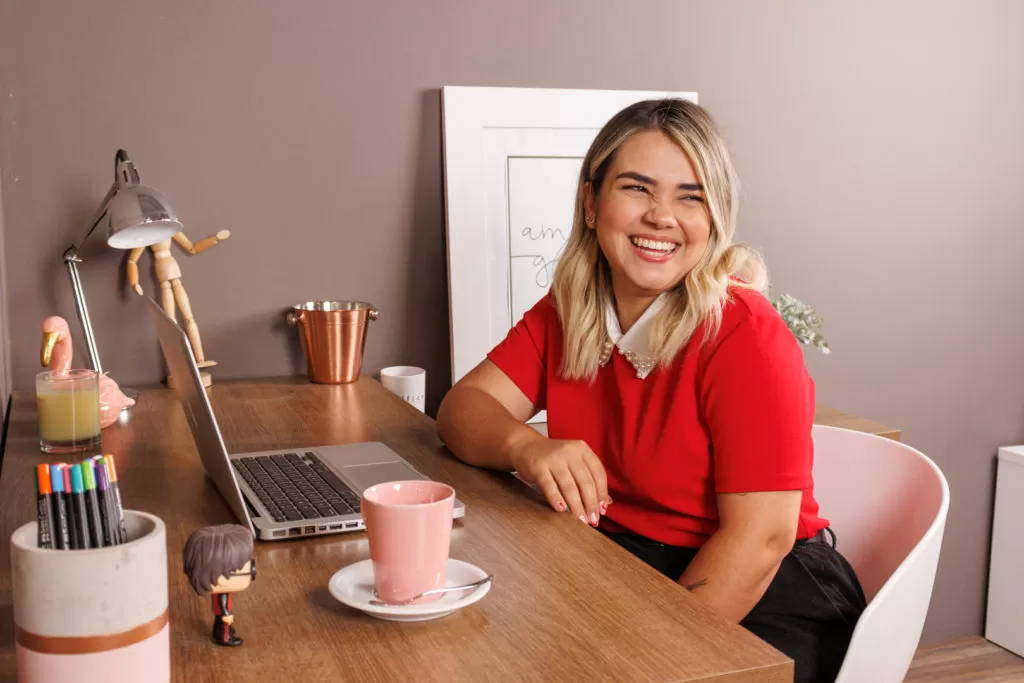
[598,294,668,379]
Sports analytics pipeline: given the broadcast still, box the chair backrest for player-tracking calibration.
[811,425,949,683]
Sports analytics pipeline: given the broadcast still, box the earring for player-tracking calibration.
[585,216,595,226]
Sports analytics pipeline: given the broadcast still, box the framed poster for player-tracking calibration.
[441,86,698,421]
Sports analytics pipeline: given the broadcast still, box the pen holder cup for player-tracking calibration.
[9,510,170,683]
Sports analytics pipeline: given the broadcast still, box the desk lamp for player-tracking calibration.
[62,149,181,401]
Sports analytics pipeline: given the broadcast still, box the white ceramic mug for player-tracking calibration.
[379,366,426,412]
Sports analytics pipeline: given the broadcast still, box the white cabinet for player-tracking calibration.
[986,445,1024,656]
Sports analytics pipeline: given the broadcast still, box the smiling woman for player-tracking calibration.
[437,99,865,683]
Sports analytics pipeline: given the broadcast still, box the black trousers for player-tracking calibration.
[602,528,866,683]
[211,616,239,645]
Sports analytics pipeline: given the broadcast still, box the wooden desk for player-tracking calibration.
[814,406,901,441]
[0,378,792,682]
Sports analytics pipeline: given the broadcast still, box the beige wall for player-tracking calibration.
[2,0,1023,643]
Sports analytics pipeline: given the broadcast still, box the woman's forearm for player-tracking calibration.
[436,386,543,471]
[677,529,788,623]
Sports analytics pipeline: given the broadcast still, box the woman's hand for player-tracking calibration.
[436,359,610,525]
[510,437,610,526]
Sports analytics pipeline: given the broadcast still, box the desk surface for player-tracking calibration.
[814,405,901,441]
[0,378,802,682]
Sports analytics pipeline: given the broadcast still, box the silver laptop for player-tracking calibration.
[145,297,465,541]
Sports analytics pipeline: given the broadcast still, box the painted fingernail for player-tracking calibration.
[556,501,566,512]
[579,515,588,524]
[599,501,608,515]
[590,512,599,525]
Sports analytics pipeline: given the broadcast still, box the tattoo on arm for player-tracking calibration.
[685,578,708,592]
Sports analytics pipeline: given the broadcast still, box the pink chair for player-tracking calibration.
[811,425,949,683]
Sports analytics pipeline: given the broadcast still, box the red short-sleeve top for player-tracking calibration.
[487,287,829,547]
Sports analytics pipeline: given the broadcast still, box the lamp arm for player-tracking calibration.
[60,175,120,375]
[69,181,118,252]
[62,249,103,374]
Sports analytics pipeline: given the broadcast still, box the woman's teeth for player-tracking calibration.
[630,236,678,253]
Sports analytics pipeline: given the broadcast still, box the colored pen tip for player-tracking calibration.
[71,463,85,492]
[35,464,51,495]
[92,454,111,474]
[49,464,64,493]
[106,455,119,482]
[81,460,96,489]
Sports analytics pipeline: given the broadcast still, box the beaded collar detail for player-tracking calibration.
[599,294,668,379]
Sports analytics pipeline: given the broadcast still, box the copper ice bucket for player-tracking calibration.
[287,301,379,384]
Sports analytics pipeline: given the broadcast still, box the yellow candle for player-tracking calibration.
[36,370,101,452]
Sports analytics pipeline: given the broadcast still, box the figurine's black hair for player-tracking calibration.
[182,524,253,595]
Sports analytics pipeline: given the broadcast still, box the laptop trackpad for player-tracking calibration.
[342,462,425,493]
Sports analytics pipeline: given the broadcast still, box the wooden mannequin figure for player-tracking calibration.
[128,230,230,386]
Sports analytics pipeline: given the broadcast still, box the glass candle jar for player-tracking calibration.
[35,369,101,454]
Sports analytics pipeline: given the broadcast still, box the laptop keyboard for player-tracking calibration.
[232,453,362,523]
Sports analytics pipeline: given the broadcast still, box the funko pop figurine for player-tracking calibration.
[182,524,256,647]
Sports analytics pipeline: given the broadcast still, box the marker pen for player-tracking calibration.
[49,464,71,550]
[81,459,106,548]
[93,459,115,547]
[35,464,54,549]
[70,464,90,550]
[103,455,127,544]
[61,464,77,549]
[94,455,120,544]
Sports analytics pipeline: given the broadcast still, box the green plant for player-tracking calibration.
[771,294,830,354]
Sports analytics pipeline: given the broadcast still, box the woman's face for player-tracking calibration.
[585,130,712,302]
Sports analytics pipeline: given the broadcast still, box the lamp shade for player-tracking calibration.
[104,184,182,249]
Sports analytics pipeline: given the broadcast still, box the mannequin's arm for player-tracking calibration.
[173,230,230,255]
[127,248,145,295]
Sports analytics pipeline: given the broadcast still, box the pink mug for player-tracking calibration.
[361,480,455,604]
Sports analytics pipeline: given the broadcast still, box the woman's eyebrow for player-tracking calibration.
[614,171,703,191]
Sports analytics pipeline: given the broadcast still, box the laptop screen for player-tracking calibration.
[144,297,256,536]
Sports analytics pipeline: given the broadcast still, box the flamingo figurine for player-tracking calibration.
[41,316,135,429]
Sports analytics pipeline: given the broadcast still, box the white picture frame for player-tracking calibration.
[441,86,698,422]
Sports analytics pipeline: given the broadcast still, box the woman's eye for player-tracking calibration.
[623,184,649,193]
[679,195,705,203]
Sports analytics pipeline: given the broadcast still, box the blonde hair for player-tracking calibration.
[551,99,767,380]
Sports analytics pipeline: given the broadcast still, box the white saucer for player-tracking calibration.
[328,558,491,622]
